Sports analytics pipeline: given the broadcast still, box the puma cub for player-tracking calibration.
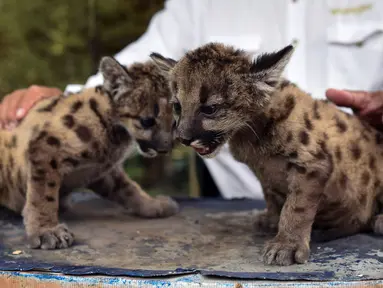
[151,43,383,266]
[0,57,178,249]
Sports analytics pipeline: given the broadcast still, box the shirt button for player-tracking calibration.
[292,39,299,46]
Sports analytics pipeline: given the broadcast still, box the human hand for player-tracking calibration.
[0,85,62,130]
[326,88,383,130]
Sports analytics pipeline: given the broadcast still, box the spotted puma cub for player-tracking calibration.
[151,43,383,266]
[0,57,178,249]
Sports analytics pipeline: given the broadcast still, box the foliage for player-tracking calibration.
[0,0,192,196]
[0,0,164,95]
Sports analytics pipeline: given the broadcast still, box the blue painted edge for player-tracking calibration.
[0,271,200,286]
[1,271,383,287]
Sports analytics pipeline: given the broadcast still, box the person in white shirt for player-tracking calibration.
[1,0,383,200]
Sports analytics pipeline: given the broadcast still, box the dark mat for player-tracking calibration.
[0,192,382,281]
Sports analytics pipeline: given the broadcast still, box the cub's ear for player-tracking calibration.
[99,56,132,100]
[250,44,295,89]
[150,52,177,76]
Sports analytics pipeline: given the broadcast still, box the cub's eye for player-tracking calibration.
[173,102,182,116]
[140,117,155,129]
[200,105,217,116]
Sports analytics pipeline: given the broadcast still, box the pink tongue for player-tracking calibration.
[194,147,209,154]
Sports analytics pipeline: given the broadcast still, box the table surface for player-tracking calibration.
[0,192,382,287]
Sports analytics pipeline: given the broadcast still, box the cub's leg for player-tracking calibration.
[263,167,325,266]
[372,214,383,235]
[23,134,74,249]
[88,166,179,218]
[372,191,383,235]
[253,186,282,233]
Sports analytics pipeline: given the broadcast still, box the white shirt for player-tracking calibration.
[66,0,383,200]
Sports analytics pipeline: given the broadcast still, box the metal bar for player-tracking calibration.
[188,149,200,198]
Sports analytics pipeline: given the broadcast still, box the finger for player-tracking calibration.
[0,89,25,128]
[0,94,13,127]
[6,90,26,125]
[0,103,6,129]
[0,105,4,129]
[325,89,371,111]
[19,87,62,117]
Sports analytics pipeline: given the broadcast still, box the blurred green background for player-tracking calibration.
[0,0,196,197]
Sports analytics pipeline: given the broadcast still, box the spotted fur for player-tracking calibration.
[0,57,178,250]
[151,43,383,266]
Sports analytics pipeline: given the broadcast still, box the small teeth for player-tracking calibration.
[190,140,204,149]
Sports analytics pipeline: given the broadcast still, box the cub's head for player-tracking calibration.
[99,57,173,158]
[150,43,294,158]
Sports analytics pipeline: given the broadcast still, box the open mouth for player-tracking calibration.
[190,141,220,156]
[140,147,157,158]
[136,139,171,157]
[136,140,156,157]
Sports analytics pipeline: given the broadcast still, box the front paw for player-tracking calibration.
[27,224,74,250]
[135,195,179,218]
[263,236,310,266]
[253,210,279,233]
